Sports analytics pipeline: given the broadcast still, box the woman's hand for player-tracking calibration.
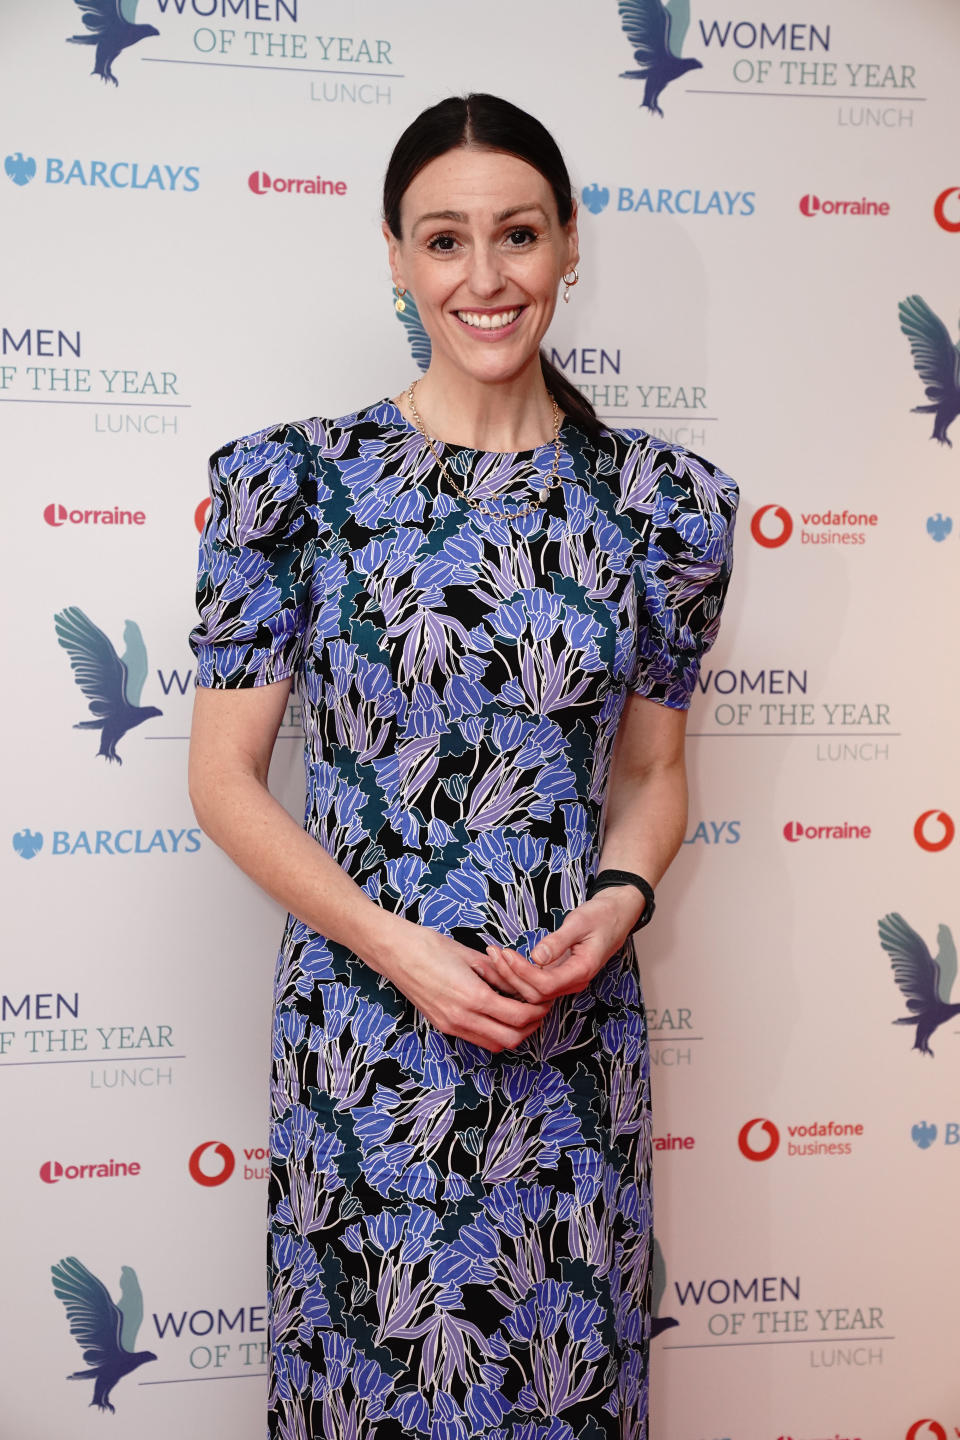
[384,920,553,1053]
[482,888,645,1003]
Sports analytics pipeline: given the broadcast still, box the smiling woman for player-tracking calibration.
[188,92,738,1440]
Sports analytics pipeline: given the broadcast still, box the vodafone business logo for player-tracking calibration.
[905,1424,949,1440]
[799,193,889,218]
[933,186,960,233]
[195,497,211,533]
[248,170,347,197]
[914,810,955,852]
[738,1118,780,1161]
[44,503,145,528]
[751,504,793,548]
[188,1140,235,1187]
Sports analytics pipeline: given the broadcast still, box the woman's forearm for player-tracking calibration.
[190,770,410,976]
[597,753,688,887]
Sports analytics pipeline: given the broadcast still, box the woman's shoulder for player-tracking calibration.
[212,398,404,466]
[586,421,739,517]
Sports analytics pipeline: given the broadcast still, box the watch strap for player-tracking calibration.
[585,869,655,931]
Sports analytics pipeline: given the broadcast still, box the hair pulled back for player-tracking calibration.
[382,93,601,440]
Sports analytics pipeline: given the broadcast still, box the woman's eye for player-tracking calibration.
[506,228,536,246]
[427,234,458,252]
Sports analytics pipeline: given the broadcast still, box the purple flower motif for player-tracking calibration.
[391,1389,431,1433]
[366,1210,406,1253]
[386,853,430,905]
[567,1292,605,1342]
[396,1160,439,1201]
[302,1280,332,1330]
[533,1278,570,1338]
[465,1383,511,1430]
[519,1184,553,1223]
[400,1202,440,1263]
[503,1296,537,1344]
[342,1223,363,1253]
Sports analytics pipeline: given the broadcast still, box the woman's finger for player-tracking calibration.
[483,947,549,1003]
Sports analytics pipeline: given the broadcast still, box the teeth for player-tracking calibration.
[457,308,520,330]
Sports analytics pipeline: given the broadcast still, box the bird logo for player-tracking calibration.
[581,184,610,215]
[54,606,162,764]
[898,295,960,446]
[878,912,959,1057]
[650,1236,679,1338]
[911,1121,938,1150]
[927,513,953,542]
[4,152,37,187]
[12,828,44,859]
[67,0,159,88]
[617,0,703,116]
[51,1257,157,1413]
[395,290,431,373]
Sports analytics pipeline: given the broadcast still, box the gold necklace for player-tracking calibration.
[405,378,563,518]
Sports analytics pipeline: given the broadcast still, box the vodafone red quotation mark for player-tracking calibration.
[914,810,955,853]
[750,504,793,548]
[933,186,960,233]
[188,1140,235,1187]
[905,1422,948,1440]
[738,1117,780,1161]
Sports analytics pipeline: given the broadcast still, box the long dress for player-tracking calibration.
[189,399,738,1440]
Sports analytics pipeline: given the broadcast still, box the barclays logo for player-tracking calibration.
[581,184,609,215]
[13,828,43,859]
[4,152,36,186]
[580,183,755,217]
[911,1121,960,1149]
[927,513,953,541]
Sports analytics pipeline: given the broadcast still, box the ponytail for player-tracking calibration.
[541,350,604,442]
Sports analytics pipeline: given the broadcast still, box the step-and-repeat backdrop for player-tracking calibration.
[3,2,958,1437]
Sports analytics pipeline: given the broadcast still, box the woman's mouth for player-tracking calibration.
[453,306,525,334]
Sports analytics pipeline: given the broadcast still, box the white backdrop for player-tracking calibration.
[2,2,959,1438]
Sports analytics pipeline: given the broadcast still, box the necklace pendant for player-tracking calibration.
[537,485,549,503]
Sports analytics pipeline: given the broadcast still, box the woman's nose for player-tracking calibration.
[466,245,506,300]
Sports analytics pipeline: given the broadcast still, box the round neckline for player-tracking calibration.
[381,396,575,461]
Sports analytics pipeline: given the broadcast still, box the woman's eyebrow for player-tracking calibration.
[411,203,548,234]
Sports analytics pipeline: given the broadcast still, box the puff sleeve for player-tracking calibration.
[629,448,739,710]
[189,424,317,688]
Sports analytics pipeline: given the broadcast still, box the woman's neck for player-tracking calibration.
[396,356,559,452]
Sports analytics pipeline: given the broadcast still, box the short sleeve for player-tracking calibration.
[630,448,739,710]
[189,423,317,688]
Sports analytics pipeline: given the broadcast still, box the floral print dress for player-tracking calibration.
[189,399,738,1440]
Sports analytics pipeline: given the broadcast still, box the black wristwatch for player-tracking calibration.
[585,869,656,932]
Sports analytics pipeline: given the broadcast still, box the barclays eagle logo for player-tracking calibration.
[911,1121,937,1150]
[5,152,37,186]
[67,0,159,88]
[927,513,953,542]
[878,912,959,1057]
[54,606,162,764]
[898,295,960,446]
[395,291,431,373]
[52,1257,157,1412]
[13,828,43,859]
[617,0,702,116]
[581,185,610,215]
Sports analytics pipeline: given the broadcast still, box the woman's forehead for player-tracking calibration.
[401,148,555,231]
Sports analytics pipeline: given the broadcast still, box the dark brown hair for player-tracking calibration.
[383,93,602,440]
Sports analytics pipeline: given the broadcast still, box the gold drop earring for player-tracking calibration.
[393,284,407,313]
[562,268,579,303]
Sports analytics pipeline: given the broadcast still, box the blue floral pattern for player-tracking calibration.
[189,399,737,1440]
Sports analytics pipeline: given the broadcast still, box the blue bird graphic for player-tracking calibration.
[650,1236,679,1337]
[5,152,37,186]
[51,1257,157,1413]
[898,294,960,446]
[396,291,431,373]
[54,606,162,763]
[617,0,703,116]
[67,0,159,87]
[878,912,959,1057]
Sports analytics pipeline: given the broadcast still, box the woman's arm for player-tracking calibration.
[483,694,689,996]
[189,682,552,1050]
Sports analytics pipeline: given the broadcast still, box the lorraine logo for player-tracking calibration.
[582,184,610,215]
[799,193,889,218]
[933,186,960,233]
[750,504,793,547]
[905,1423,950,1440]
[394,291,431,374]
[911,1122,938,1150]
[898,295,960,446]
[248,170,347,196]
[738,1117,780,1161]
[616,0,703,116]
[54,607,162,764]
[650,1236,679,1338]
[13,828,43,859]
[878,912,959,1057]
[927,513,953,541]
[66,0,159,87]
[4,152,36,186]
[51,1256,157,1413]
[914,809,955,852]
[188,1140,236,1187]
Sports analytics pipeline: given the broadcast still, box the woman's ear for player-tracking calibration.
[565,203,580,272]
[382,220,403,289]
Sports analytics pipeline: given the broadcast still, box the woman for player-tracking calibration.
[189,94,737,1440]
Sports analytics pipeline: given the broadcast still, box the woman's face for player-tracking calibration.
[384,146,579,389]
